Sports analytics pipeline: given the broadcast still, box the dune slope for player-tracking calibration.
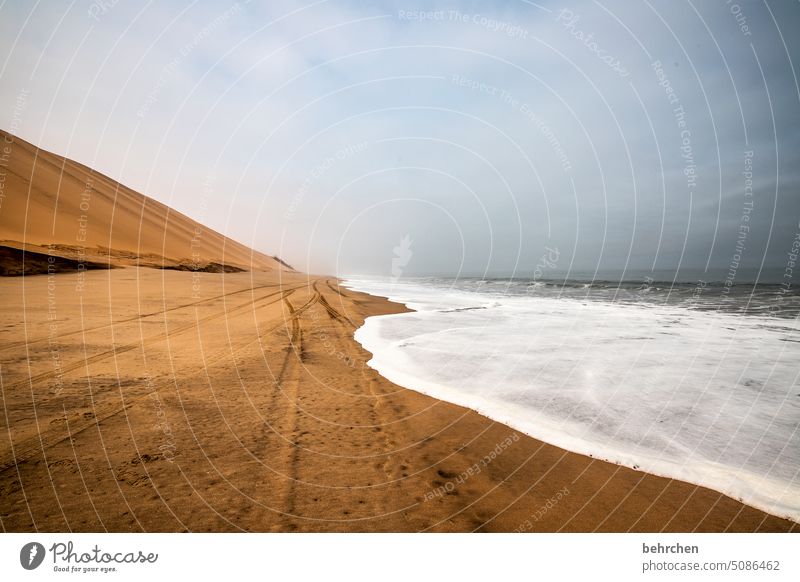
[0,130,288,272]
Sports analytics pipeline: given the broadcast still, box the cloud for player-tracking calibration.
[1,0,798,278]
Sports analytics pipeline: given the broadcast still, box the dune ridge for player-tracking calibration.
[0,129,290,272]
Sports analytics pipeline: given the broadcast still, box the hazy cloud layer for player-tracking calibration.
[2,0,798,280]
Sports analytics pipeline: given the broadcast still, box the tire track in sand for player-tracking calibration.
[0,286,310,474]
[4,284,306,392]
[0,281,285,354]
[244,288,319,531]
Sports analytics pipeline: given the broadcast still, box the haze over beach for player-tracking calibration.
[1,0,799,537]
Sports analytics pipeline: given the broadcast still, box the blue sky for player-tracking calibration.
[2,0,799,279]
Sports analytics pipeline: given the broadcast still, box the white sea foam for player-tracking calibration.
[345,277,800,522]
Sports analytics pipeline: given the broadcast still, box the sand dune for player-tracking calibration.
[0,129,290,272]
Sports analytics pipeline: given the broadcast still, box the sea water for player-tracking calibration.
[344,276,800,522]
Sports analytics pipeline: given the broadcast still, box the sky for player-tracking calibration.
[1,0,799,280]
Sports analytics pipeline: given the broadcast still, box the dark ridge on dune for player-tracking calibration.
[159,261,246,273]
[0,245,112,276]
[272,256,295,271]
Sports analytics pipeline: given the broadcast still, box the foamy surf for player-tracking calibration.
[345,277,800,522]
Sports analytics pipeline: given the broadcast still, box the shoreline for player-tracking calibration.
[344,281,800,524]
[0,267,796,531]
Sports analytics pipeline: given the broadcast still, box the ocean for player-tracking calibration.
[344,276,800,522]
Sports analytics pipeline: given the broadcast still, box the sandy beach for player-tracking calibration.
[0,130,796,533]
[0,266,796,532]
